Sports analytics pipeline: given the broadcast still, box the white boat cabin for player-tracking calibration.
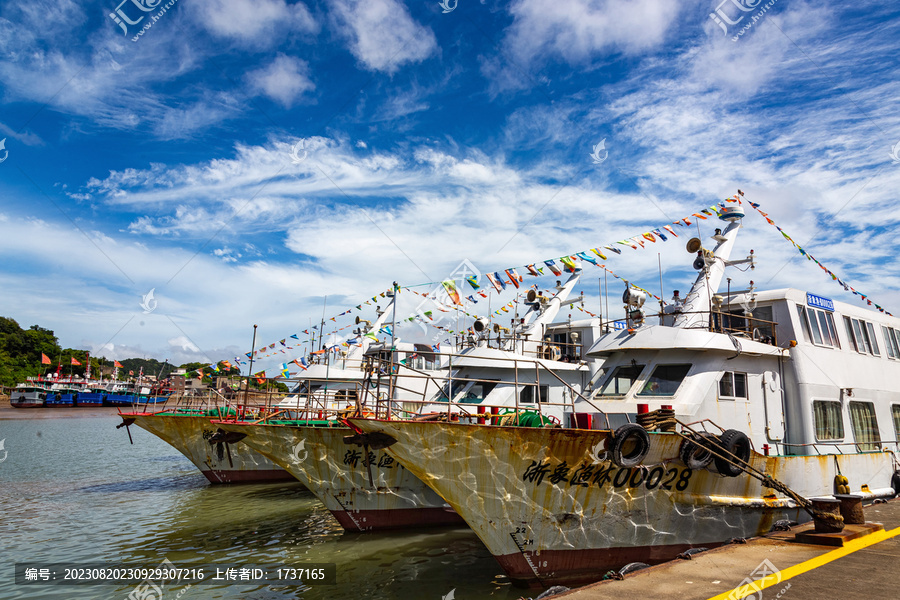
[577,287,900,457]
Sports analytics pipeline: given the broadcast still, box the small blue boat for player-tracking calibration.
[104,391,139,407]
[45,387,78,406]
[76,390,105,406]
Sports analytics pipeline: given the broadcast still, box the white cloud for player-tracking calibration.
[168,336,200,353]
[328,0,437,73]
[502,0,679,65]
[191,0,318,45]
[246,54,315,107]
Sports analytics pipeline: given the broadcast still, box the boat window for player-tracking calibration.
[599,365,645,396]
[637,364,691,396]
[813,400,844,441]
[825,313,841,349]
[892,405,900,440]
[805,307,824,345]
[865,322,880,356]
[852,319,869,353]
[520,384,549,404]
[459,380,498,404]
[796,305,812,343]
[800,305,840,348]
[718,372,748,400]
[849,401,881,452]
[847,318,880,356]
[816,311,834,346]
[750,305,775,341]
[883,327,898,359]
[437,379,496,403]
[844,317,859,352]
[889,328,900,359]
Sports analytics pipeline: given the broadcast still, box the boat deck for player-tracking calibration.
[560,498,900,600]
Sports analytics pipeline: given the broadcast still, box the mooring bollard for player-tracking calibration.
[834,494,865,525]
[811,498,844,533]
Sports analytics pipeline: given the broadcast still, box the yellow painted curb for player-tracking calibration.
[707,526,900,600]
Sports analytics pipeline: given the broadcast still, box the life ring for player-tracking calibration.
[679,432,717,470]
[714,429,751,477]
[609,423,651,468]
[539,345,561,361]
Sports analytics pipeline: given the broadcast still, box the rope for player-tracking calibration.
[672,419,843,528]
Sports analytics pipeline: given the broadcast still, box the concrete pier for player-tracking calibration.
[558,498,900,600]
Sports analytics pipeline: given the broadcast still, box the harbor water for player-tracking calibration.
[0,410,526,599]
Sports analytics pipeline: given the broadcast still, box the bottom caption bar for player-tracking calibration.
[15,563,336,585]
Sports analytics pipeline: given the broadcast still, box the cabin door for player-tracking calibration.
[763,371,785,441]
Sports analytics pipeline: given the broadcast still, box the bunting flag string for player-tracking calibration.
[223,194,797,376]
[745,200,892,316]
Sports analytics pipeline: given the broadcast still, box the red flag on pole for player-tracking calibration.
[114,360,124,368]
[71,357,82,366]
[41,353,51,365]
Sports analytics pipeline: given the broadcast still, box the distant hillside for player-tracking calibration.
[0,316,224,387]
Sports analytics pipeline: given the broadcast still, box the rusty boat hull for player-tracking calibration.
[349,419,896,587]
[214,421,464,531]
[122,413,296,484]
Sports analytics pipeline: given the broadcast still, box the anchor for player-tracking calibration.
[208,429,247,468]
[116,417,136,445]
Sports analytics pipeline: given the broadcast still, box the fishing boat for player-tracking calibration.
[104,383,140,406]
[117,297,407,485]
[214,272,615,531]
[118,405,297,483]
[75,385,105,406]
[211,342,460,527]
[9,384,48,408]
[45,385,78,406]
[349,199,900,586]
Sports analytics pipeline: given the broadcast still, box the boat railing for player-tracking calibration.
[352,350,614,428]
[656,308,778,345]
[781,441,900,455]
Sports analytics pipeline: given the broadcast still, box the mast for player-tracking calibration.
[244,324,258,407]
[516,267,583,355]
[350,294,397,360]
[673,205,745,329]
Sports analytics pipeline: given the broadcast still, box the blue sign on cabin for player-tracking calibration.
[612,321,627,330]
[806,292,834,312]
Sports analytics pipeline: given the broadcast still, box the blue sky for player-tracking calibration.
[1,0,899,372]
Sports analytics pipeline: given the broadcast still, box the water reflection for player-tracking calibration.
[0,414,528,599]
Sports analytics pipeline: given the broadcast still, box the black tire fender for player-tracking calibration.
[610,423,651,468]
[714,429,751,477]
[679,432,717,470]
